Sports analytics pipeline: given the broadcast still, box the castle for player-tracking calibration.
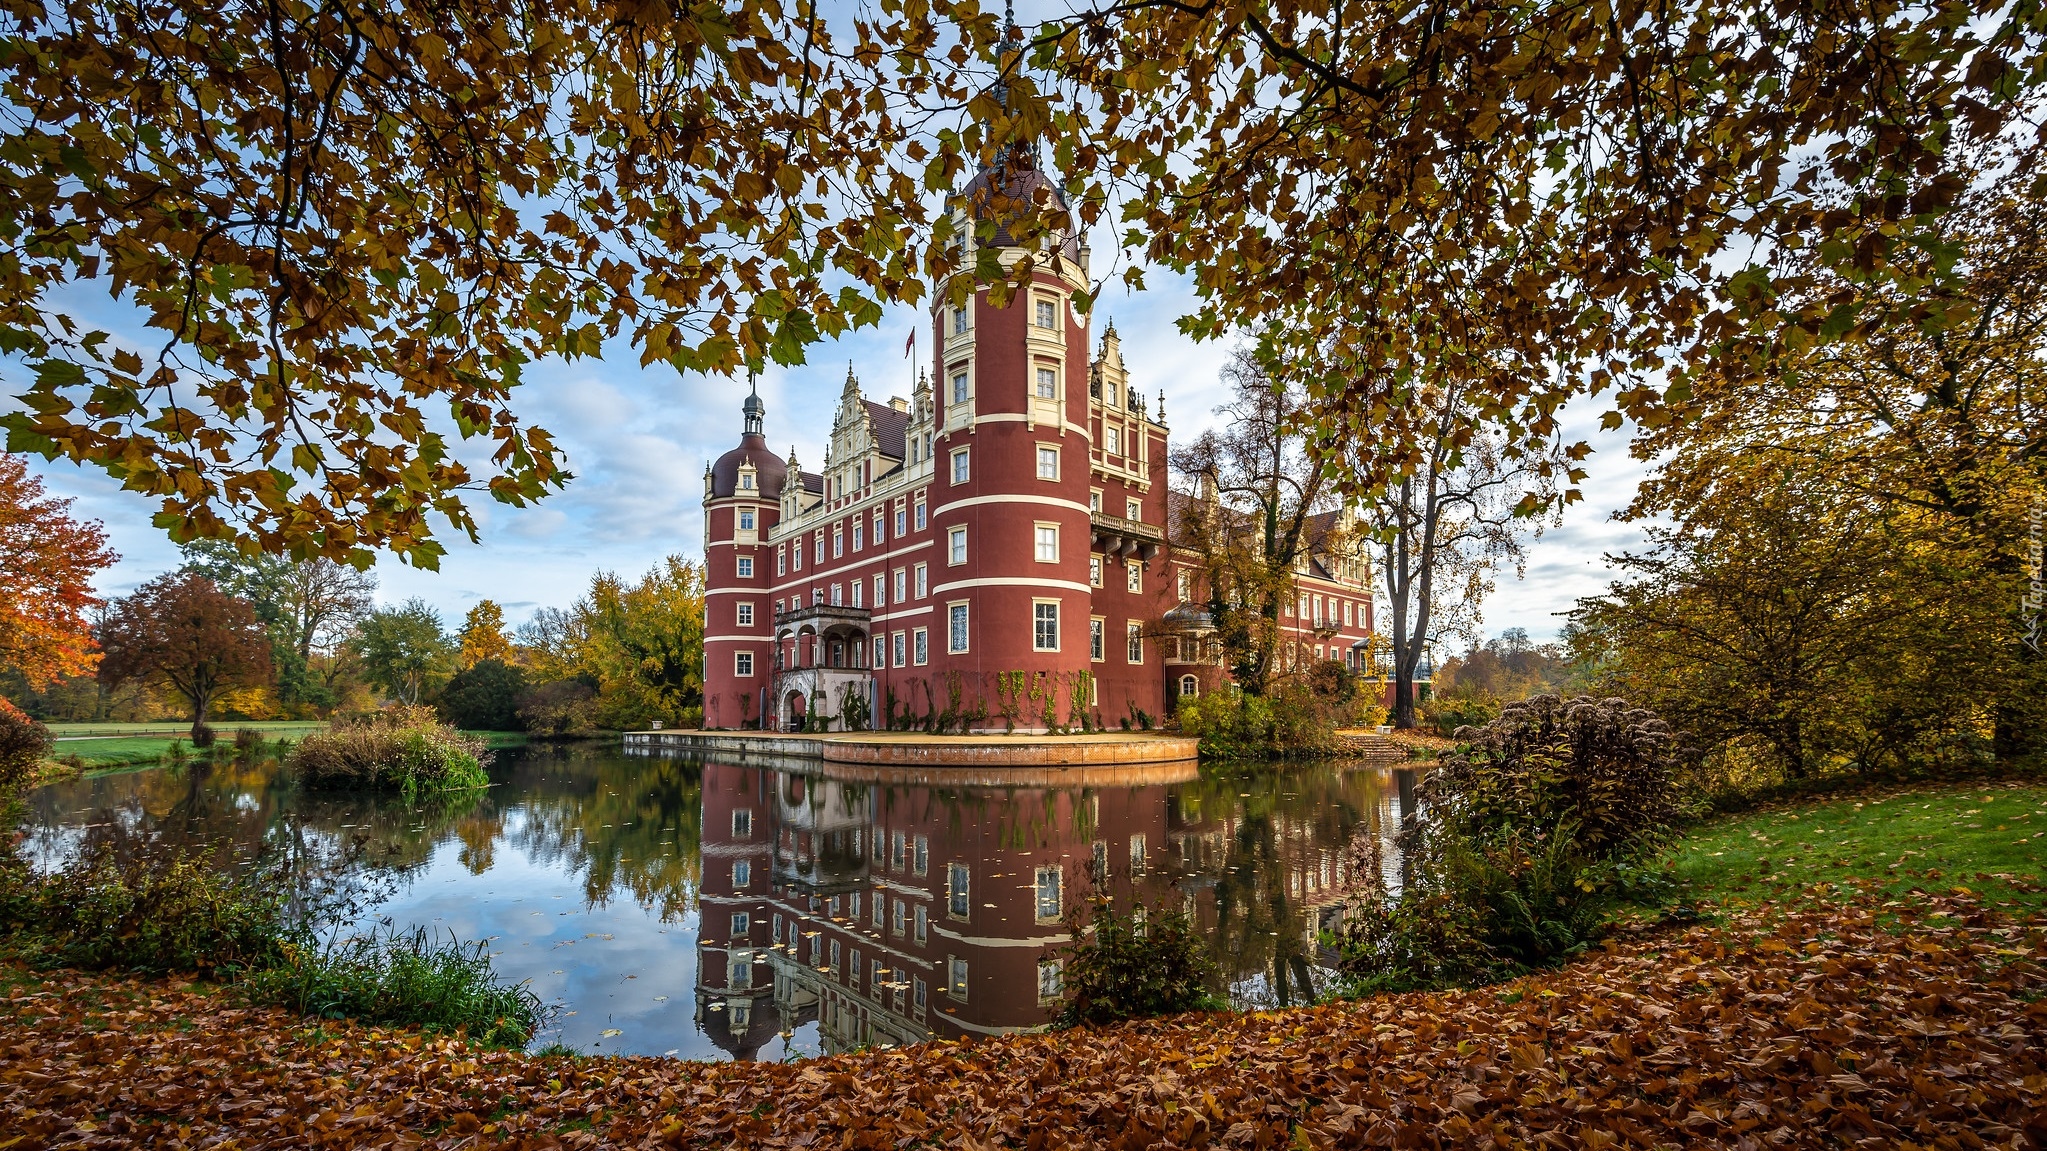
[701,154,1376,732]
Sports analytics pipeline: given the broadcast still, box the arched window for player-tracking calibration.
[1179,675,1199,699]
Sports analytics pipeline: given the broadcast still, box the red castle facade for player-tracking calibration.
[702,166,1379,732]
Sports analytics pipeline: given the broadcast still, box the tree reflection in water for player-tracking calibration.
[21,744,1412,1060]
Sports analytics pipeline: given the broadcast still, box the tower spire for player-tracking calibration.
[741,369,765,435]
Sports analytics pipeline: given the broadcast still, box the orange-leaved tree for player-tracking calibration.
[0,452,118,687]
[98,573,273,741]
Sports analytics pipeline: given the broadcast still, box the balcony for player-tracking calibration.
[774,602,872,633]
[1090,512,1165,562]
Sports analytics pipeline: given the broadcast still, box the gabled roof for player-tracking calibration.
[800,471,824,495]
[861,400,908,460]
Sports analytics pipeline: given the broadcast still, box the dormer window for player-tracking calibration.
[741,472,755,489]
[1103,381,1117,407]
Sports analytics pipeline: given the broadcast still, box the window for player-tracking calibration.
[1127,622,1143,663]
[948,603,970,653]
[741,472,754,489]
[951,370,969,406]
[739,509,755,531]
[953,307,968,335]
[833,527,843,557]
[733,860,751,888]
[1090,617,1104,661]
[1126,562,1142,592]
[736,651,755,676]
[914,563,928,597]
[914,905,928,943]
[873,511,884,544]
[950,447,970,484]
[1179,674,1199,699]
[893,568,906,602]
[914,498,926,530]
[830,939,841,975]
[871,957,883,988]
[814,533,824,564]
[1089,489,1102,513]
[1130,833,1148,875]
[1090,840,1108,882]
[793,540,802,571]
[948,526,967,565]
[737,602,754,626]
[872,893,885,928]
[731,950,752,989]
[1038,959,1063,1001]
[772,913,781,938]
[731,912,750,935]
[1089,555,1102,586]
[914,836,928,874]
[1105,426,1121,454]
[1035,866,1062,921]
[1037,445,1058,479]
[850,948,862,988]
[830,583,842,606]
[913,628,929,664]
[853,521,864,551]
[736,556,753,578]
[777,546,786,576]
[892,631,905,667]
[1104,380,1117,407]
[1035,298,1056,329]
[874,636,886,667]
[895,508,906,536]
[915,976,928,1011]
[947,863,970,918]
[1036,367,1056,399]
[1035,524,1058,562]
[891,832,906,869]
[1033,601,1059,651]
[733,810,753,837]
[892,899,906,935]
[1178,570,1192,601]
[1344,600,1355,626]
[873,575,886,607]
[1126,498,1141,521]
[948,957,969,999]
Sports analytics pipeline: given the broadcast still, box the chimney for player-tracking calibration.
[888,396,909,413]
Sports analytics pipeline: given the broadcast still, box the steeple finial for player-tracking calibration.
[741,368,765,435]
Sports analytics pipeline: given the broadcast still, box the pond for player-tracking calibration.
[20,742,1416,1061]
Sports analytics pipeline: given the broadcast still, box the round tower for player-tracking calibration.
[703,378,786,729]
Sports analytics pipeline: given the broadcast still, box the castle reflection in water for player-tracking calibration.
[681,756,1416,1058]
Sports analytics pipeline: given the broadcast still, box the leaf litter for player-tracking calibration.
[2,894,2044,1149]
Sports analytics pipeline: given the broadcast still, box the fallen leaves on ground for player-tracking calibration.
[4,896,2044,1149]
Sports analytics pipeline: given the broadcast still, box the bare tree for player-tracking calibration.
[1171,342,1353,695]
[1358,379,1554,728]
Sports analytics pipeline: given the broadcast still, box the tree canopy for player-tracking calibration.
[98,572,274,738]
[0,453,117,687]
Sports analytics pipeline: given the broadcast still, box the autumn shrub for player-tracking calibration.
[233,726,265,754]
[1421,693,1501,738]
[0,697,52,793]
[0,844,285,973]
[250,926,541,1047]
[1177,686,1341,759]
[1053,897,1223,1028]
[190,722,217,748]
[1340,695,1680,991]
[289,706,489,797]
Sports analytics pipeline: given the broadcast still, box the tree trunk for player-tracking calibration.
[1391,674,1418,730]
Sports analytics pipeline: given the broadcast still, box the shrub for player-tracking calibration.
[289,706,490,797]
[516,679,597,735]
[190,722,217,749]
[1053,897,1222,1028]
[1340,695,1680,991]
[1175,686,1339,759]
[440,658,529,731]
[0,697,52,793]
[233,727,265,754]
[248,926,541,1047]
[1421,693,1501,738]
[0,844,284,973]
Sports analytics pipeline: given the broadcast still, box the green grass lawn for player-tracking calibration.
[1664,779,2047,913]
[47,720,329,739]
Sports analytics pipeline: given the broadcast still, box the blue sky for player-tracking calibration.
[11,254,1655,647]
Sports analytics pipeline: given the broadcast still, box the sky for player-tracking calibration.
[12,254,1657,648]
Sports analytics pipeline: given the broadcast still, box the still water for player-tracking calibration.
[21,742,1414,1061]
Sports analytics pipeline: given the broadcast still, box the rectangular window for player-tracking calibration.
[891,831,906,869]
[892,899,906,935]
[739,509,755,530]
[893,568,906,602]
[1090,840,1108,881]
[1344,600,1354,626]
[1035,866,1062,921]
[853,522,864,551]
[737,602,754,626]
[914,836,928,875]
[895,507,906,535]
[950,447,970,484]
[777,546,786,576]
[948,957,968,1000]
[915,976,928,1011]
[871,957,883,988]
[731,949,752,989]
[892,631,905,667]
[914,904,928,944]
[872,892,885,929]
[1106,426,1121,454]
[1038,958,1063,1001]
[1037,445,1058,479]
[1130,833,1148,875]
[915,563,928,597]
[947,862,970,918]
[736,557,753,578]
[830,939,841,976]
[1089,489,1101,513]
[874,574,886,607]
[873,511,884,545]
[1089,555,1102,586]
[948,526,967,565]
[1034,601,1059,651]
[1036,367,1056,399]
[948,604,969,653]
[875,636,886,667]
[736,651,755,676]
[731,912,750,935]
[913,628,929,665]
[1035,298,1056,329]
[951,370,969,405]
[1127,498,1142,520]
[814,533,824,564]
[1035,524,1058,562]
[831,583,842,606]
[850,948,862,989]
[1090,617,1104,661]
[914,499,927,530]
[793,540,802,571]
[1127,622,1143,663]
[1178,570,1192,601]
[733,860,750,888]
[833,527,843,557]
[733,810,753,837]
[1126,562,1142,592]
[953,307,968,335]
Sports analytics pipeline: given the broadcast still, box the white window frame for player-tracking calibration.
[950,446,970,485]
[892,631,906,667]
[1126,561,1142,593]
[1089,555,1102,587]
[914,498,927,530]
[948,526,968,565]
[1036,444,1059,480]
[736,556,753,578]
[914,562,928,597]
[1035,297,1057,330]
[893,567,907,602]
[1035,365,1057,399]
[1090,617,1104,662]
[1034,522,1059,563]
[736,602,754,627]
[913,627,929,665]
[1033,599,1060,652]
[948,602,970,654]
[1127,622,1143,663]
[736,651,755,677]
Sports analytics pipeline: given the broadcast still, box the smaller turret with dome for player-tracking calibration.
[708,378,787,501]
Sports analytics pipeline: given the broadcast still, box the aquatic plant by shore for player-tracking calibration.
[288,706,489,797]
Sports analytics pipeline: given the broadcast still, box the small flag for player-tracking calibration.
[903,329,915,357]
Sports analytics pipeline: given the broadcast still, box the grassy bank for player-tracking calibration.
[1664,779,2047,913]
